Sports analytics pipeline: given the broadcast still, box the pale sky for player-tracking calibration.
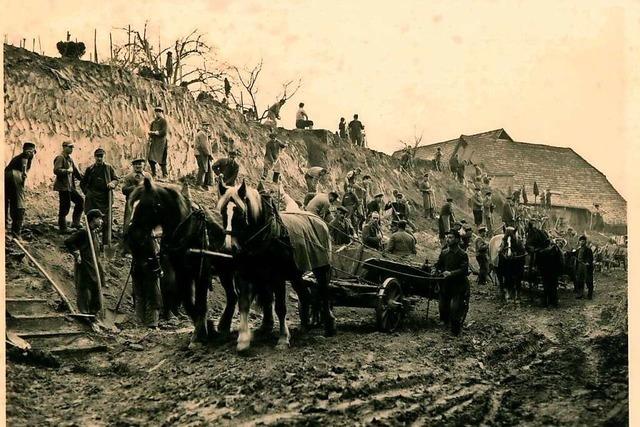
[3,0,639,199]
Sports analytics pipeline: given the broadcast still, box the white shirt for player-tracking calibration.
[296,108,308,121]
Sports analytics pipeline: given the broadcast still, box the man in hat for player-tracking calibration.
[213,149,240,186]
[81,148,119,244]
[53,141,84,234]
[122,159,153,234]
[434,147,443,172]
[305,191,339,223]
[575,235,594,299]
[387,220,417,257]
[295,102,314,129]
[5,142,36,237]
[194,121,214,190]
[385,192,416,232]
[362,211,384,250]
[417,173,435,219]
[262,132,288,180]
[147,106,169,178]
[474,226,489,285]
[483,191,495,235]
[367,193,385,217]
[435,229,470,336]
[460,222,473,251]
[304,166,328,194]
[438,197,456,241]
[348,114,365,147]
[64,209,105,315]
[329,206,355,245]
[471,187,484,227]
[502,196,516,229]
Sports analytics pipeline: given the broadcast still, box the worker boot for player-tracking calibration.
[11,208,25,237]
[58,216,72,234]
[161,164,168,178]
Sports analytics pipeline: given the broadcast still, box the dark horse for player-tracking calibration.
[126,178,237,344]
[489,229,526,302]
[217,179,335,351]
[525,224,564,307]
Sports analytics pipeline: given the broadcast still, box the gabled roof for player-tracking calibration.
[403,128,512,160]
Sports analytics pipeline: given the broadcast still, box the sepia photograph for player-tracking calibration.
[2,1,635,425]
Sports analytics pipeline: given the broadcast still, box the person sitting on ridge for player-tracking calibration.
[295,102,314,129]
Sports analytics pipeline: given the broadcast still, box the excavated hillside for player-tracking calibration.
[4,44,628,426]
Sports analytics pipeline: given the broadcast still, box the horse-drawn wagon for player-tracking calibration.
[305,256,468,333]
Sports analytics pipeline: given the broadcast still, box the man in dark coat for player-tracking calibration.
[348,114,365,146]
[367,193,385,217]
[438,197,456,241]
[64,209,105,315]
[81,148,119,244]
[471,187,484,226]
[449,153,459,177]
[338,117,347,139]
[213,149,240,186]
[502,196,516,229]
[474,226,489,285]
[417,173,435,219]
[53,141,84,234]
[342,186,362,230]
[362,212,383,250]
[329,206,355,245]
[435,230,470,336]
[434,147,443,172]
[122,159,153,234]
[483,191,495,235]
[387,220,417,257]
[575,235,594,299]
[5,142,36,237]
[385,193,416,232]
[147,105,168,178]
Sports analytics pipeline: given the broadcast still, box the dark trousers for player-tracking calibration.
[5,182,25,236]
[296,119,314,129]
[195,155,213,187]
[473,209,483,226]
[575,265,594,299]
[476,255,489,285]
[438,278,470,335]
[132,267,162,327]
[58,189,84,229]
[150,146,169,177]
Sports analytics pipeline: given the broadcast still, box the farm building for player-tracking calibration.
[398,129,627,233]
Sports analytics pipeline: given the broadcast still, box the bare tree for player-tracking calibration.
[398,129,423,170]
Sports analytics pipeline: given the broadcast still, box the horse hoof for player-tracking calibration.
[237,340,251,352]
[276,338,290,350]
[188,339,206,350]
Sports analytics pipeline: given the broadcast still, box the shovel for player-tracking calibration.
[103,265,133,327]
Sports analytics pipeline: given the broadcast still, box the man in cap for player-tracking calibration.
[367,193,385,217]
[194,121,214,190]
[385,192,416,232]
[295,102,314,129]
[147,105,169,178]
[483,191,495,235]
[460,221,474,251]
[213,149,240,186]
[81,148,119,245]
[474,226,489,285]
[435,229,470,336]
[262,132,288,180]
[64,209,105,315]
[348,114,365,147]
[502,196,516,229]
[329,206,356,245]
[305,191,339,223]
[387,220,417,257]
[5,142,36,237]
[434,147,443,172]
[417,172,435,219]
[53,141,84,234]
[122,159,153,234]
[438,196,456,241]
[304,166,328,194]
[471,187,484,227]
[575,235,594,299]
[362,211,384,250]
[342,185,363,230]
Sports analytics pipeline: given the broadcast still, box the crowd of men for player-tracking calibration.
[4,102,609,331]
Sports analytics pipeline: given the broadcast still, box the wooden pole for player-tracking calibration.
[109,32,113,61]
[11,238,78,315]
[66,31,70,41]
[84,215,104,317]
[38,36,42,54]
[127,25,131,61]
[32,38,35,52]
[94,28,98,62]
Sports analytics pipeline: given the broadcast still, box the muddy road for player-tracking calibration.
[7,269,628,426]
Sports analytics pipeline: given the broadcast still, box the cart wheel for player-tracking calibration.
[376,278,404,332]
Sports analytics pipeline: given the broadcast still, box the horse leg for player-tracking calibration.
[195,270,213,341]
[217,271,237,337]
[237,277,254,352]
[315,265,336,337]
[256,285,275,335]
[291,276,311,331]
[274,281,290,349]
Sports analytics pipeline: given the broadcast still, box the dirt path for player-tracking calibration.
[6,267,627,426]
